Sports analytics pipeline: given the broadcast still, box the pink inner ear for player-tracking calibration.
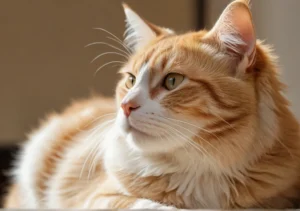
[229,6,255,56]
[209,1,256,58]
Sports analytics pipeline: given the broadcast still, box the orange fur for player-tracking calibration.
[4,1,300,209]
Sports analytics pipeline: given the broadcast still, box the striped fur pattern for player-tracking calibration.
[4,0,300,209]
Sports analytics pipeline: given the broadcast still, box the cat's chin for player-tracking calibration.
[126,131,165,153]
[118,119,167,152]
[129,125,153,138]
[116,110,157,138]
[122,124,161,152]
[115,111,177,153]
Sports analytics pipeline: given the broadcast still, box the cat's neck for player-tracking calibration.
[102,130,234,208]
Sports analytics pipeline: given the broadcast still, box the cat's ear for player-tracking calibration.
[205,0,256,67]
[122,3,174,52]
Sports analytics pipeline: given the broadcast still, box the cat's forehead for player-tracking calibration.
[125,31,214,74]
[130,36,179,73]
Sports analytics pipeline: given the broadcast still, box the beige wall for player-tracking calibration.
[0,0,197,144]
[5,0,298,145]
[205,0,300,119]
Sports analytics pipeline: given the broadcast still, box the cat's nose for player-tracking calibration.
[121,101,140,117]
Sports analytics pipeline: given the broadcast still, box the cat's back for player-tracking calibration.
[4,96,115,208]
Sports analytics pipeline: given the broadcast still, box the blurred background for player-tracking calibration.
[0,0,299,204]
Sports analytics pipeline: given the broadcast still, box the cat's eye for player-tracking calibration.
[164,73,184,90]
[125,73,136,89]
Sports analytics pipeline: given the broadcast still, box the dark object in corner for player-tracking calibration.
[0,145,19,207]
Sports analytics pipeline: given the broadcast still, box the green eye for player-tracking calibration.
[164,73,184,90]
[125,73,136,89]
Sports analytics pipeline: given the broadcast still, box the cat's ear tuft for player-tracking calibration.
[205,0,256,66]
[122,3,174,52]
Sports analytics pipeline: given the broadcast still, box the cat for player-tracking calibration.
[4,0,300,209]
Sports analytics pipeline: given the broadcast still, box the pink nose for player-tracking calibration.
[121,101,140,117]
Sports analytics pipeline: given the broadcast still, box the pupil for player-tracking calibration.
[170,77,175,86]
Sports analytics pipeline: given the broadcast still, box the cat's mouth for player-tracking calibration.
[117,110,157,138]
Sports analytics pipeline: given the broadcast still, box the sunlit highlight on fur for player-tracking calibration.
[4,0,300,209]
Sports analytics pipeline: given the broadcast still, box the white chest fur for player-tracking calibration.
[103,132,232,209]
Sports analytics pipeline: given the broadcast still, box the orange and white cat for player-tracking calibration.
[4,0,300,209]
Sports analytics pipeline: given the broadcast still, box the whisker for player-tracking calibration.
[158,117,224,154]
[142,114,223,155]
[166,132,192,161]
[134,115,208,156]
[94,61,125,76]
[163,124,210,156]
[79,119,115,179]
[111,64,123,68]
[213,113,238,132]
[277,139,294,158]
[80,141,99,179]
[90,52,128,63]
[93,27,124,44]
[163,118,225,158]
[87,126,113,179]
[137,113,215,158]
[85,42,130,57]
[163,117,221,140]
[107,36,132,54]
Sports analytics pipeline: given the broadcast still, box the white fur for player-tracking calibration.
[10,2,275,209]
[84,194,117,209]
[102,54,242,208]
[81,107,94,117]
[200,43,219,56]
[15,117,62,208]
[104,59,231,207]
[123,7,156,51]
[14,46,245,210]
[117,62,199,153]
[123,7,174,51]
[205,0,255,61]
[45,117,116,208]
[103,125,231,208]
[121,64,150,107]
[131,199,174,209]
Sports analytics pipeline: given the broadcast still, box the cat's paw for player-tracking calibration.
[131,199,176,209]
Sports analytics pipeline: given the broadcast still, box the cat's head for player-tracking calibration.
[115,0,257,155]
